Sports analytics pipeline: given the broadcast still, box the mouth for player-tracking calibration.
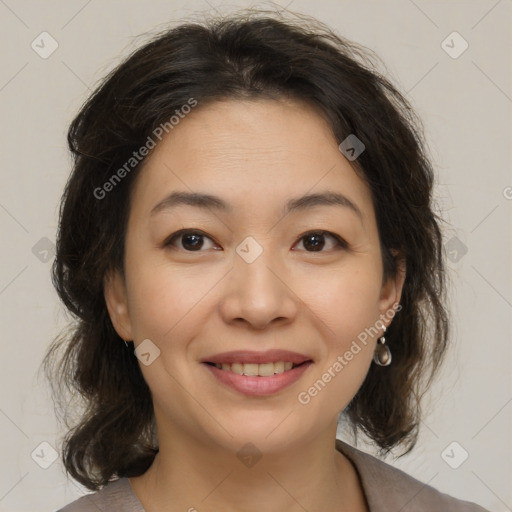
[201,349,313,396]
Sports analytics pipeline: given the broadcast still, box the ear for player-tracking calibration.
[103,268,133,341]
[378,249,406,319]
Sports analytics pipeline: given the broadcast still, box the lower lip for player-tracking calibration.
[203,362,313,396]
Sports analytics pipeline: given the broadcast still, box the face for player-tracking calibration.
[105,98,405,454]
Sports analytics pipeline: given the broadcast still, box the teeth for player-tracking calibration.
[243,363,259,376]
[274,361,285,374]
[211,361,303,376]
[231,363,244,375]
[258,362,275,377]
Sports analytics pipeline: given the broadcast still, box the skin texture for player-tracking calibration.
[104,98,406,511]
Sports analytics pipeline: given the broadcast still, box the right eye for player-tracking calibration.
[163,229,220,252]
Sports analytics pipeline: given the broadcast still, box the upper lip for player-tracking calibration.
[202,349,313,365]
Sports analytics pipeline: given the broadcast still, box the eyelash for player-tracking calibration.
[163,229,348,253]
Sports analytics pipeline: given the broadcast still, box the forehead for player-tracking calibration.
[130,98,374,222]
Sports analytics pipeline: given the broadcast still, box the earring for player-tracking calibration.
[373,325,392,366]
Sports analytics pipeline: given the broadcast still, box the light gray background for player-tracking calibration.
[0,1,510,511]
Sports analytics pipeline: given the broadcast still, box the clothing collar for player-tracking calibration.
[335,438,444,512]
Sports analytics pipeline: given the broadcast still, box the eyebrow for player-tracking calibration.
[150,190,363,221]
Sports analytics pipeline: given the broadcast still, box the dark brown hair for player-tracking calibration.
[42,7,449,491]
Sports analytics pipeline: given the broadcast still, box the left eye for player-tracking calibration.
[293,231,347,252]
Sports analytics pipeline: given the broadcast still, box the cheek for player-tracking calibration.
[125,256,216,342]
[292,266,381,410]
[298,263,383,343]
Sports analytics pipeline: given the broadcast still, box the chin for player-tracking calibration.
[206,412,316,454]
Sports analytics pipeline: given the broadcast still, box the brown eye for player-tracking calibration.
[164,230,218,251]
[180,233,204,251]
[294,231,347,252]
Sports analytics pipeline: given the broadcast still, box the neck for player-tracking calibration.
[130,421,368,512]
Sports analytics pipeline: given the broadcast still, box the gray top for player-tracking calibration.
[56,439,489,511]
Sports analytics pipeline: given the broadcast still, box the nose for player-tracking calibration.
[218,248,299,331]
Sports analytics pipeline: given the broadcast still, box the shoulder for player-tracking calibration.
[55,478,144,512]
[335,439,489,512]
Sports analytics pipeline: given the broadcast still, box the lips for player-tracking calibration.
[201,349,313,396]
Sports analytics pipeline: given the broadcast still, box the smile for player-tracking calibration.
[201,349,313,395]
[203,360,313,396]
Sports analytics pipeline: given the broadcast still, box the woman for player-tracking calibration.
[44,7,488,512]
